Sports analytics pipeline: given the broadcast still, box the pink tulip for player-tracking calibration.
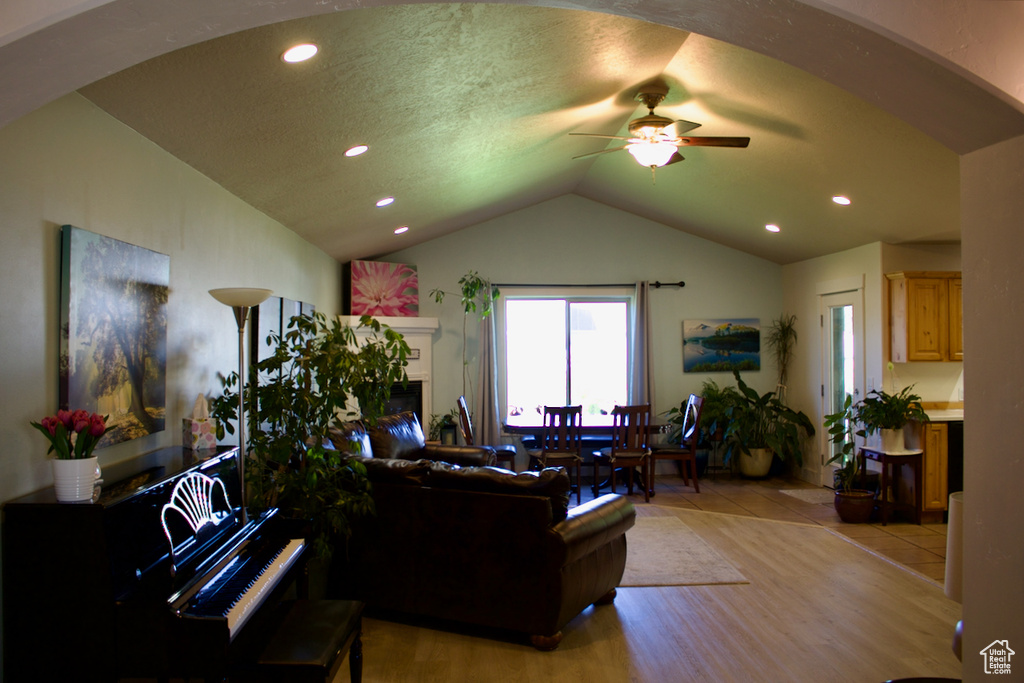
[88,414,106,437]
[57,409,73,429]
[41,416,58,436]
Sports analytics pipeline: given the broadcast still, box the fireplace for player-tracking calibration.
[338,315,438,424]
[386,380,423,425]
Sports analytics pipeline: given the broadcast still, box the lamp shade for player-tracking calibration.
[209,288,273,307]
[627,141,677,168]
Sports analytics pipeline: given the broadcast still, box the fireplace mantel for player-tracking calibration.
[338,316,438,421]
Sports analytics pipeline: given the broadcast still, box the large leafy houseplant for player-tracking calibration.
[212,312,410,560]
[661,379,740,447]
[722,370,815,469]
[429,270,500,403]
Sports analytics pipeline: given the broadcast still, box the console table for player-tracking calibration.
[859,446,924,525]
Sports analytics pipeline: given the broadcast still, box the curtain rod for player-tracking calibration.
[493,281,685,289]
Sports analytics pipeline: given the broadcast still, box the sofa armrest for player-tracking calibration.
[421,444,496,467]
[551,494,635,566]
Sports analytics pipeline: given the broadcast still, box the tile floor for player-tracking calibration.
[574,469,949,585]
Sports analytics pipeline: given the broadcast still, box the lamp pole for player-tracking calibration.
[209,288,272,523]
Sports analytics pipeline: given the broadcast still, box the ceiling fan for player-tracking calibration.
[570,84,750,178]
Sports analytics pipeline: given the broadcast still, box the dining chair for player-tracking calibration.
[536,405,584,505]
[457,395,517,471]
[648,393,704,496]
[593,404,651,502]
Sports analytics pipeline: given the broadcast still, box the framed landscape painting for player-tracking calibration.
[683,318,761,373]
[59,225,170,446]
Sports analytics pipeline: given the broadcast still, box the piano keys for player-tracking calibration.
[2,446,309,681]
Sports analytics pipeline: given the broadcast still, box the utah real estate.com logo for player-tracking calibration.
[980,640,1015,675]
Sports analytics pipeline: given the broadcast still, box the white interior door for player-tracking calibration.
[819,290,864,487]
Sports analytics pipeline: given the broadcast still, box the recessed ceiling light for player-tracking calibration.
[394,226,409,235]
[832,195,851,206]
[281,43,318,63]
[376,197,395,208]
[344,145,368,157]
[766,224,781,233]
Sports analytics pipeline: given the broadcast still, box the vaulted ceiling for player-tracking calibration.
[77,4,962,265]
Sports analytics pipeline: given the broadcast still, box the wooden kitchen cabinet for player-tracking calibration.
[887,271,963,362]
[922,422,949,512]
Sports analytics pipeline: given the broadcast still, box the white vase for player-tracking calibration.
[52,456,100,502]
[880,428,905,453]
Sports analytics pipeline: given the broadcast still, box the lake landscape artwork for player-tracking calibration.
[683,319,761,373]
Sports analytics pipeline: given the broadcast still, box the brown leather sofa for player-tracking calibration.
[326,414,636,649]
[329,411,497,468]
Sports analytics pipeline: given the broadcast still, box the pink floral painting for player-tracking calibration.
[348,260,419,316]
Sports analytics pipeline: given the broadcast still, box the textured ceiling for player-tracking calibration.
[79,4,961,265]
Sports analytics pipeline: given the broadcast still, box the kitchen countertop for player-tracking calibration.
[926,409,964,422]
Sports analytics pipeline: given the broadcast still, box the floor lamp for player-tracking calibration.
[209,287,272,522]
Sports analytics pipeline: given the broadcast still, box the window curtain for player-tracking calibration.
[630,280,654,406]
[474,310,503,446]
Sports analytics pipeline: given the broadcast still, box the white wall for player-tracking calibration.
[961,133,1024,676]
[384,194,786,448]
[0,93,342,504]
[782,242,884,482]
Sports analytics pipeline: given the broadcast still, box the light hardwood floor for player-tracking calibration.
[339,473,963,682]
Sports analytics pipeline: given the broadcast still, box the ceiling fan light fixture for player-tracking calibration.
[627,141,676,168]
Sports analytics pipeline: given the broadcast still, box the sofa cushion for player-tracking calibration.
[351,456,441,486]
[368,412,427,460]
[328,421,372,457]
[427,466,571,522]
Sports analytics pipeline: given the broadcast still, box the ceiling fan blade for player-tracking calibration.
[571,145,629,160]
[664,152,686,166]
[569,132,633,141]
[677,136,750,148]
[664,120,701,137]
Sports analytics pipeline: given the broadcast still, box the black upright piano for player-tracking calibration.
[2,446,308,681]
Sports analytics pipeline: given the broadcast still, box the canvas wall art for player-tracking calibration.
[343,260,418,316]
[683,319,761,373]
[60,225,170,447]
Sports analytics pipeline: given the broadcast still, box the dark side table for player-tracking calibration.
[859,446,924,525]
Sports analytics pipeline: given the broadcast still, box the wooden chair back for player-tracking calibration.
[541,405,583,458]
[679,394,705,453]
[609,404,651,457]
[457,395,475,445]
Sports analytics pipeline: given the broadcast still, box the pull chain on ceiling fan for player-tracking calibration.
[570,84,750,181]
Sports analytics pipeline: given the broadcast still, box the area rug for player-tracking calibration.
[621,516,749,587]
[780,488,835,505]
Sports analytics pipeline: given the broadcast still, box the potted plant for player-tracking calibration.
[212,312,410,561]
[853,385,930,452]
[31,409,113,502]
[429,270,500,404]
[696,379,740,446]
[428,409,459,444]
[722,371,816,477]
[823,394,877,522]
[764,313,798,403]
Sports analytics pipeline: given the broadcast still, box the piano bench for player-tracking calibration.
[256,599,365,683]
